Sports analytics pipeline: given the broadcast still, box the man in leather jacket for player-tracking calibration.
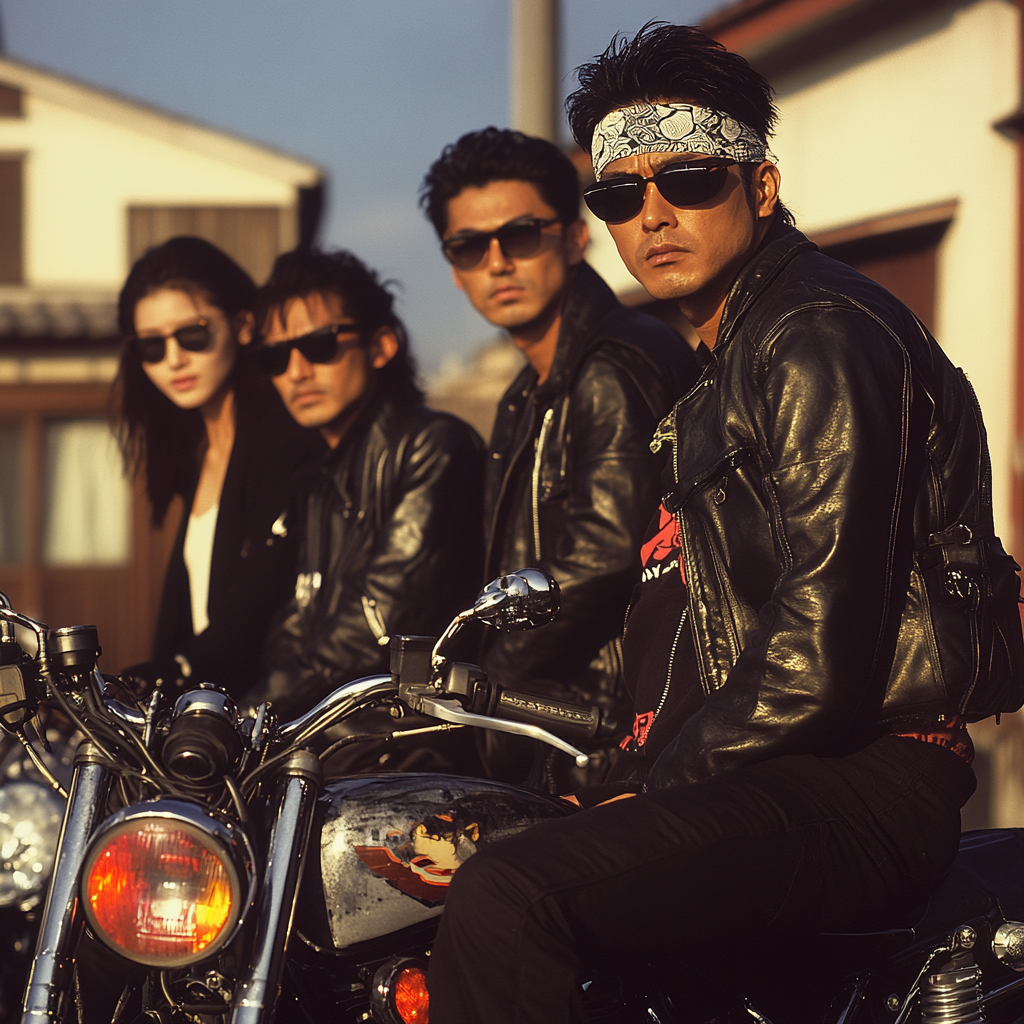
[244,249,484,725]
[420,129,699,786]
[425,25,1022,1024]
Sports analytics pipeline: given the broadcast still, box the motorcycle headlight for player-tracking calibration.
[81,799,254,968]
[0,780,64,908]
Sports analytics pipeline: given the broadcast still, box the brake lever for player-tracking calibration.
[417,695,590,768]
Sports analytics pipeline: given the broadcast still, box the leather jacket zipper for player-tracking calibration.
[675,508,713,697]
[958,369,992,510]
[655,607,689,721]
[532,407,555,561]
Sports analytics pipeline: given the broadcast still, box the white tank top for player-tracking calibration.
[183,503,219,636]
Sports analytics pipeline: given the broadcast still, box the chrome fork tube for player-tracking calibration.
[230,749,323,1024]
[20,742,110,1024]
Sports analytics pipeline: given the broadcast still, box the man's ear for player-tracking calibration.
[369,326,400,369]
[450,264,467,293]
[565,218,589,267]
[235,310,256,345]
[755,162,782,220]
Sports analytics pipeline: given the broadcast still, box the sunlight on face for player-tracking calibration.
[603,152,778,310]
[135,288,238,412]
[445,180,585,331]
[262,290,396,447]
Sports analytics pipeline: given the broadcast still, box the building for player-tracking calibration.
[702,0,1024,827]
[0,54,322,672]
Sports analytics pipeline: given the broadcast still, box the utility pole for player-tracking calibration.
[509,0,559,142]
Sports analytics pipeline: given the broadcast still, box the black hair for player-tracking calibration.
[419,127,580,238]
[113,236,257,525]
[254,247,423,405]
[566,22,794,225]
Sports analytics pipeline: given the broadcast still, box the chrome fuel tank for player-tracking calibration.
[294,773,573,951]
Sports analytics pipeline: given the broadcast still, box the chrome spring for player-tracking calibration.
[920,953,985,1023]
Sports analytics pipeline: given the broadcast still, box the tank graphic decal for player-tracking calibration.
[306,774,573,950]
[354,812,480,906]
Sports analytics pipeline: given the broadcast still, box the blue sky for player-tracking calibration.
[2,0,724,369]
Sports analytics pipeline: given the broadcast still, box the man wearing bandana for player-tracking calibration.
[420,129,699,789]
[426,23,1022,1024]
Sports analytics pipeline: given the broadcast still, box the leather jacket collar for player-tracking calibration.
[716,218,817,353]
[536,262,625,396]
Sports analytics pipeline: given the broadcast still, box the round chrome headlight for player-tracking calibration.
[81,799,255,968]
[0,780,64,908]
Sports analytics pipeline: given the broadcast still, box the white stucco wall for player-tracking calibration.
[769,0,1020,538]
[0,59,319,289]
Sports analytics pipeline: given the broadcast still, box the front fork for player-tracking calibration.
[20,742,110,1024]
[230,749,323,1024]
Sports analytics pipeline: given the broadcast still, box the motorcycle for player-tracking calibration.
[0,572,1022,1024]
[0,681,80,1023]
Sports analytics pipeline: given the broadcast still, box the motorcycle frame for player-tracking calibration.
[19,743,110,1024]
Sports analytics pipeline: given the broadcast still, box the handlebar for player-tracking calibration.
[277,674,396,746]
[493,689,600,743]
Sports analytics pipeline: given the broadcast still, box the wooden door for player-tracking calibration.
[0,384,179,674]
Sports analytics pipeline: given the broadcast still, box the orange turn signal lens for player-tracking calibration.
[371,957,431,1024]
[393,966,430,1023]
[83,817,240,967]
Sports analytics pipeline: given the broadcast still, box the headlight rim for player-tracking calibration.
[80,798,255,968]
[0,778,65,909]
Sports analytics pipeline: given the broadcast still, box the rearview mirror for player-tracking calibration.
[471,568,559,631]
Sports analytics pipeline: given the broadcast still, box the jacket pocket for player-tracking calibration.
[665,444,760,514]
[916,537,1024,717]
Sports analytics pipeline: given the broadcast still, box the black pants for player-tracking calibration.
[427,736,975,1024]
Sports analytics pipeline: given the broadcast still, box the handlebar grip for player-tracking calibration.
[494,689,600,742]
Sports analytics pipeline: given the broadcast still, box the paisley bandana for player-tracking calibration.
[591,102,776,180]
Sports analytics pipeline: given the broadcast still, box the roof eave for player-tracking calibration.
[0,53,323,187]
[701,0,938,70]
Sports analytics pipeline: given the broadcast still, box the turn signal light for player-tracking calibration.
[372,957,431,1023]
[83,814,242,967]
[394,966,430,1022]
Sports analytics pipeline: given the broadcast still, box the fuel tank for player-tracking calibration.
[294,773,573,951]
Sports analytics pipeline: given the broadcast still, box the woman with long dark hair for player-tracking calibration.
[115,236,323,696]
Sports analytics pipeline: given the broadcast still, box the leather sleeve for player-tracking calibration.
[251,417,484,718]
[647,308,913,788]
[485,355,664,695]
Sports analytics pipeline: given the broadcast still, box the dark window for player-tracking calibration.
[128,206,282,283]
[812,204,956,333]
[0,422,22,562]
[0,83,23,118]
[0,158,23,284]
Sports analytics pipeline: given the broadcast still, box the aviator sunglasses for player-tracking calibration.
[583,160,734,223]
[254,323,365,377]
[132,320,212,364]
[442,216,561,270]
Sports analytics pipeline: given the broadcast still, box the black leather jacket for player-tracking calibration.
[483,262,699,715]
[251,394,484,719]
[151,383,325,698]
[645,219,1017,789]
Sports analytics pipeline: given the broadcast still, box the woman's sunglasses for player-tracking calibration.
[442,216,561,270]
[253,323,365,377]
[583,161,734,223]
[132,321,212,364]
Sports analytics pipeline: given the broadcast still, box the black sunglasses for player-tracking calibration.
[132,321,212,364]
[583,161,734,223]
[442,216,561,270]
[253,323,365,377]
